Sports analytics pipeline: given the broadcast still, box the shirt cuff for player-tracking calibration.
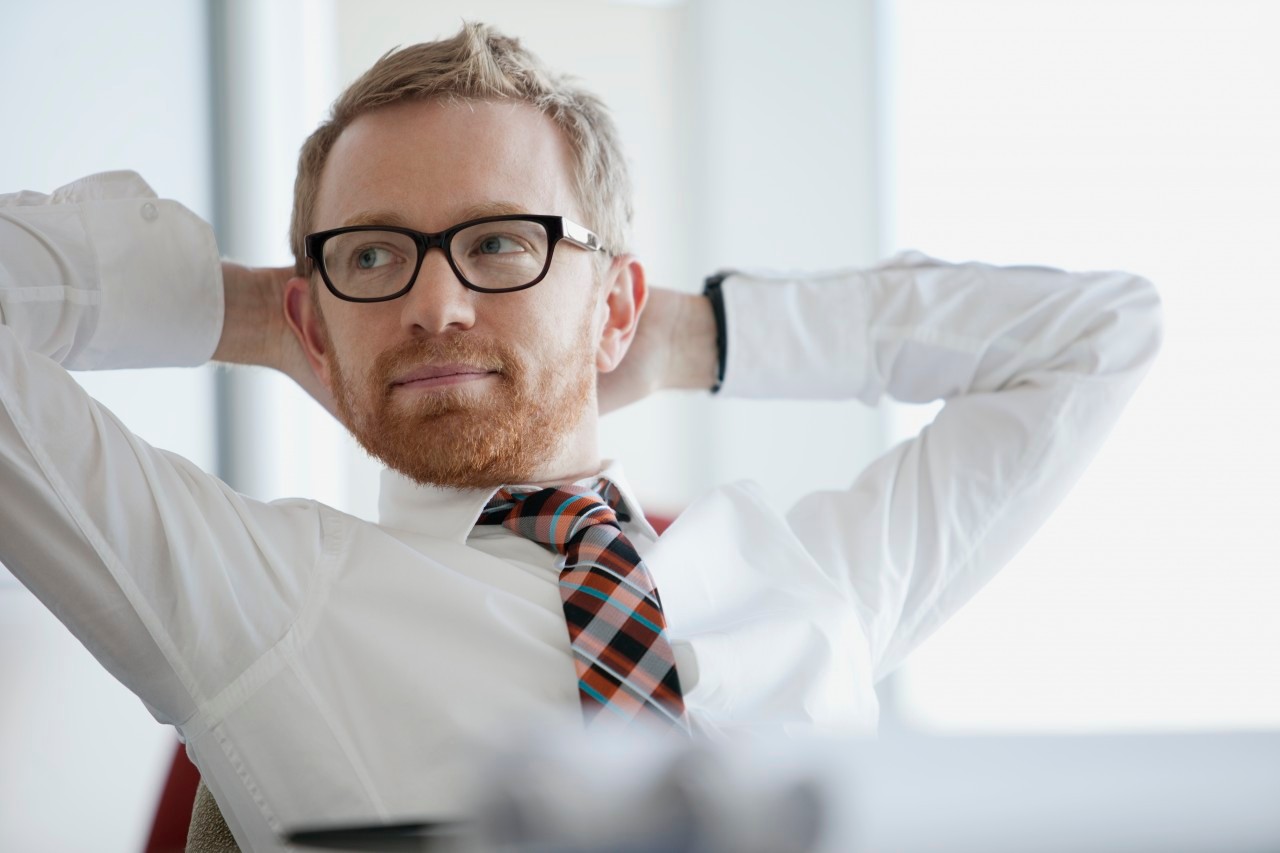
[717,269,869,399]
[75,176,223,369]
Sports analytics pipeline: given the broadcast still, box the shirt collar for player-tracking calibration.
[376,460,656,544]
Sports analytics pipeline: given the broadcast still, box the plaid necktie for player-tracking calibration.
[477,480,689,733]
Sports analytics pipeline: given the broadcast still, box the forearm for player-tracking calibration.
[663,291,719,392]
[213,262,289,368]
[597,286,718,415]
[215,262,338,415]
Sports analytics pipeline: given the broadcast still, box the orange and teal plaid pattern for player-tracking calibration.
[478,481,689,733]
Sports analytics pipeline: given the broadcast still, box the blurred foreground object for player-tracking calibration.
[289,728,1280,852]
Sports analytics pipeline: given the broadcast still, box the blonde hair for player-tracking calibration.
[289,21,632,274]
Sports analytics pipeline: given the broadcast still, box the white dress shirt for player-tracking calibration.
[0,172,1162,851]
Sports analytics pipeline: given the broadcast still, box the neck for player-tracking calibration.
[517,412,603,487]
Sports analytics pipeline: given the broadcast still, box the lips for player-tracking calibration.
[390,363,497,387]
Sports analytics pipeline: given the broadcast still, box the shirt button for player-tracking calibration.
[141,202,159,222]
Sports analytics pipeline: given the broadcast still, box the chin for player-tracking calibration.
[353,408,564,491]
[327,340,595,491]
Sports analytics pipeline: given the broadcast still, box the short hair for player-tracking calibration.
[289,21,632,275]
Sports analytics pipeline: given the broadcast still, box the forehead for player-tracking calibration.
[313,99,581,232]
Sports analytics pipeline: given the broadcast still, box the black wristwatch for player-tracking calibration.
[702,272,729,394]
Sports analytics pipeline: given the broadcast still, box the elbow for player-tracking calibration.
[1066,271,1164,381]
[1116,272,1164,375]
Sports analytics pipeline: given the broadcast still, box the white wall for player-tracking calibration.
[0,2,214,850]
[883,0,1280,735]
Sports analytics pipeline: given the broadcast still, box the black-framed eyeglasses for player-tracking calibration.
[303,214,604,302]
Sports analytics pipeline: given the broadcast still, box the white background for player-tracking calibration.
[885,0,1280,734]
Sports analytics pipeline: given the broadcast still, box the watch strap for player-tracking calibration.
[702,272,730,394]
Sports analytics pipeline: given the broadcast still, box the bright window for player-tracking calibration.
[884,0,1280,732]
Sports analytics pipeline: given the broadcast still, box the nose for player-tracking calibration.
[399,248,477,335]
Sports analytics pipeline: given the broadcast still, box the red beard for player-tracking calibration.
[326,323,595,489]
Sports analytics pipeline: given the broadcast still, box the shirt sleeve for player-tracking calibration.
[0,172,319,726]
[718,250,1164,681]
[0,170,223,368]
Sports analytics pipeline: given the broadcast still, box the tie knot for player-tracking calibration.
[478,480,631,555]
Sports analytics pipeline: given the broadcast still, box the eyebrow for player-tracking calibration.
[340,201,531,230]
[460,200,530,220]
[340,210,414,229]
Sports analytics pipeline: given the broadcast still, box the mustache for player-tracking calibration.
[372,335,516,392]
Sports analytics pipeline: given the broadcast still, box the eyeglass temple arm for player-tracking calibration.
[562,219,604,253]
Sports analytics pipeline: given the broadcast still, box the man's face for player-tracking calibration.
[298,99,612,489]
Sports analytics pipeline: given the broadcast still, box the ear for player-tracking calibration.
[284,275,336,391]
[595,255,647,373]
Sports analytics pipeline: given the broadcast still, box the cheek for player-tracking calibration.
[325,309,395,372]
[521,283,601,344]
[519,305,598,370]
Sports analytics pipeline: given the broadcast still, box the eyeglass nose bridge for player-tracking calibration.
[412,227,482,292]
[418,229,451,253]
[412,229,466,285]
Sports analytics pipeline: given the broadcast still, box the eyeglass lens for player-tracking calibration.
[321,220,552,298]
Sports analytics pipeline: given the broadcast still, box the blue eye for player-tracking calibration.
[477,235,523,255]
[356,247,394,269]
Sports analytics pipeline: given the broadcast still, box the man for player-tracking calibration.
[0,22,1160,852]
